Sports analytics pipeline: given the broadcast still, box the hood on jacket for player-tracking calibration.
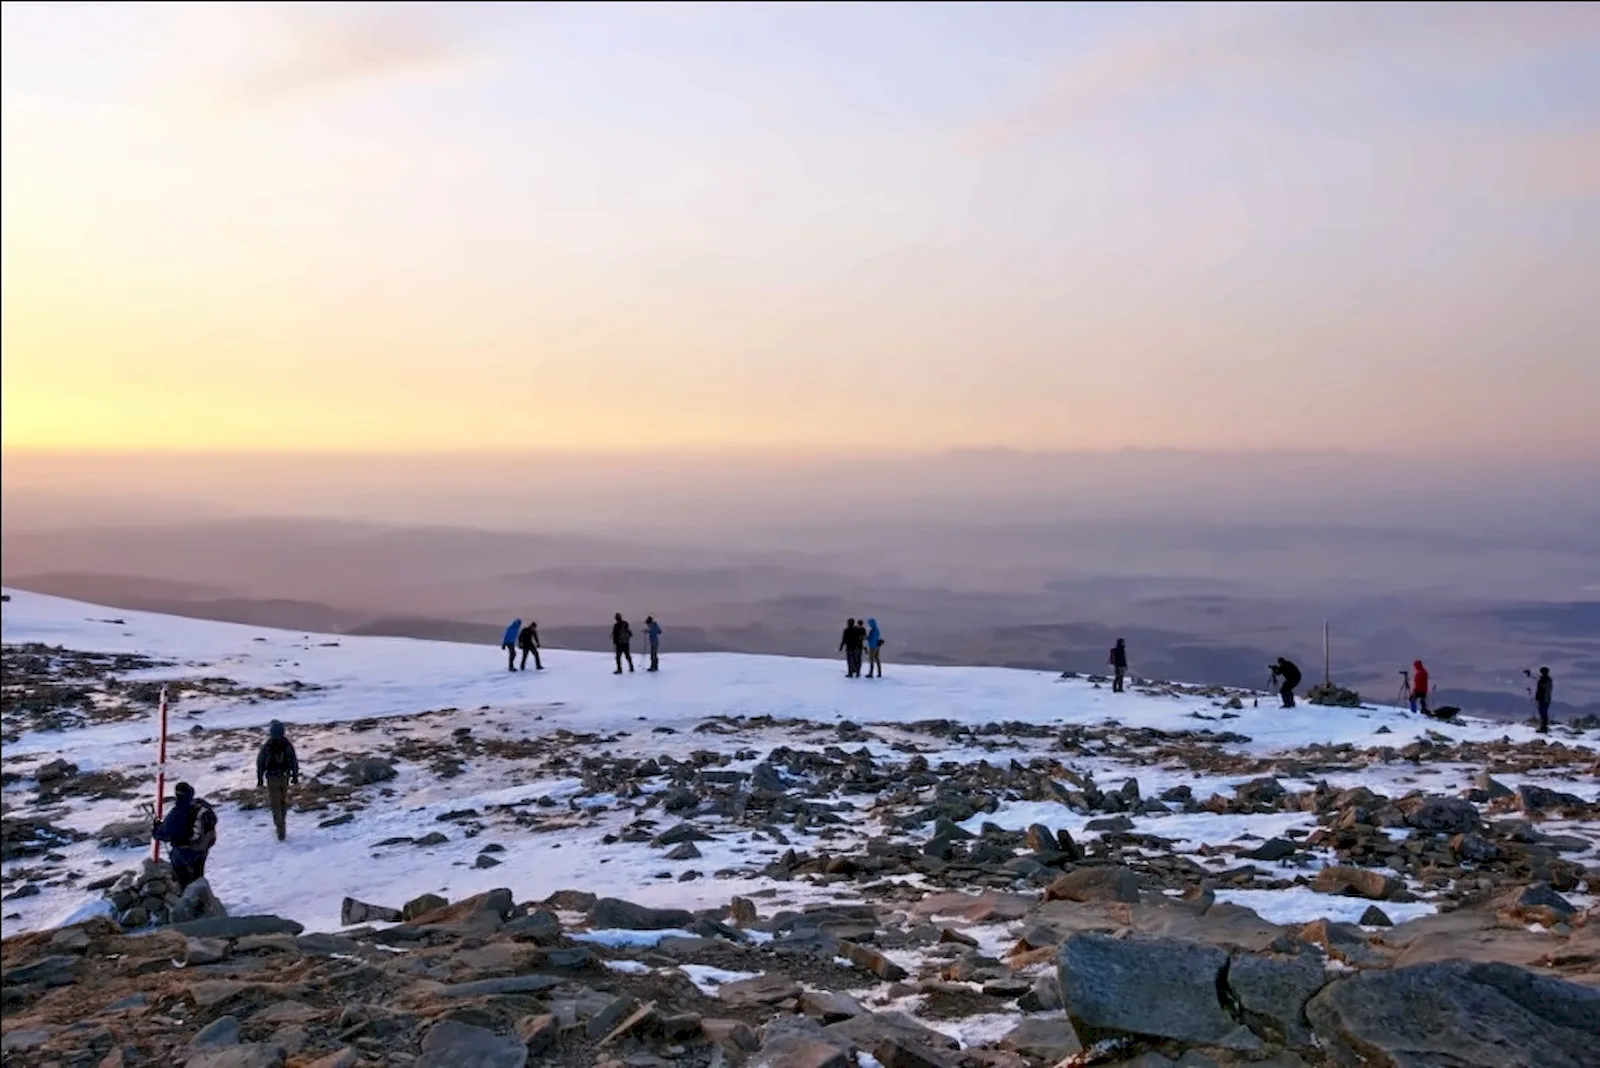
[269,720,286,739]
[1414,660,1425,670]
[867,618,879,631]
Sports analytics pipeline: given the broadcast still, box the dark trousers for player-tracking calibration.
[1538,700,1551,732]
[845,647,862,676]
[648,640,659,671]
[1280,683,1296,709]
[520,646,542,670]
[172,851,207,890]
[505,645,517,671]
[1113,666,1125,693]
[1410,691,1429,715]
[866,646,882,677]
[266,778,290,840]
[615,645,633,673]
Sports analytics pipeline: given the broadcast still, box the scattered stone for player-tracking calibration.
[1312,865,1402,901]
[340,897,401,925]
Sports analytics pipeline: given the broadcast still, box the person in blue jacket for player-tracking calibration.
[151,781,217,890]
[501,619,522,672]
[865,618,885,678]
[645,616,662,672]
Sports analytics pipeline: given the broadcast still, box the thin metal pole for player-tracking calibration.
[151,686,169,862]
[1322,620,1331,686]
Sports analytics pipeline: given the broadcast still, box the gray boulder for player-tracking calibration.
[1306,960,1600,1068]
[587,897,693,930]
[1228,950,1329,1047]
[171,878,228,924]
[1057,933,1259,1049]
[340,897,401,926]
[416,1020,527,1068]
[1401,796,1481,835]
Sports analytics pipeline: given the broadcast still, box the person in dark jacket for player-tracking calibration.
[645,616,662,672]
[501,618,522,672]
[1109,639,1129,693]
[152,782,215,889]
[1270,657,1302,708]
[1535,667,1554,733]
[839,618,866,677]
[612,613,634,674]
[256,720,300,841]
[517,621,543,671]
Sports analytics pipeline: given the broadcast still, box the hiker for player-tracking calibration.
[518,621,543,671]
[1410,659,1430,715]
[839,617,865,678]
[1535,667,1554,733]
[865,618,884,678]
[645,616,662,671]
[1269,657,1302,708]
[256,720,300,842]
[1109,638,1128,693]
[501,618,522,672]
[611,613,634,674]
[151,782,217,890]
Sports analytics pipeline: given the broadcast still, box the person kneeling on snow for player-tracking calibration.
[152,782,218,890]
[257,719,300,841]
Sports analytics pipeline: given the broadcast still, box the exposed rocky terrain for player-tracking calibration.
[3,597,1598,1066]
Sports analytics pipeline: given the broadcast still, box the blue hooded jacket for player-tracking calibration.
[501,619,522,648]
[867,619,883,649]
[647,619,661,643]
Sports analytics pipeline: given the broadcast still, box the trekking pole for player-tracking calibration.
[151,685,169,862]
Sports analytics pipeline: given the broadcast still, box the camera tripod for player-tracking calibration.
[1395,670,1411,710]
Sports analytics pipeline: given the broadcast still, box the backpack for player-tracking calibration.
[262,737,296,777]
[189,800,218,852]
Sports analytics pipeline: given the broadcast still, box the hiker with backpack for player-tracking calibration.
[517,621,543,671]
[501,618,522,672]
[151,782,217,890]
[1109,638,1128,693]
[1269,657,1303,709]
[256,719,300,841]
[612,613,635,674]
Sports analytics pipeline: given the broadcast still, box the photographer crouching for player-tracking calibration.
[1268,657,1302,709]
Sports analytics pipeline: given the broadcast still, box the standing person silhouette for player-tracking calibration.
[1109,639,1128,693]
[611,613,634,674]
[1535,667,1554,734]
[518,621,543,671]
[645,616,662,672]
[865,618,885,678]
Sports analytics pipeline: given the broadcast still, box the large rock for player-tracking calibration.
[1228,951,1329,1047]
[340,898,401,926]
[1313,866,1402,901]
[1044,866,1142,904]
[1000,1018,1083,1062]
[1401,796,1481,835]
[183,1047,286,1068]
[407,889,514,929]
[170,916,304,940]
[171,878,228,924]
[342,759,397,786]
[1057,933,1258,1049]
[416,1020,527,1068]
[587,897,693,931]
[1306,960,1600,1067]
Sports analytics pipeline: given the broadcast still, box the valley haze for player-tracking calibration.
[3,448,1596,725]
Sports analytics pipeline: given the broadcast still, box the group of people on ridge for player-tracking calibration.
[838,617,885,678]
[500,614,664,674]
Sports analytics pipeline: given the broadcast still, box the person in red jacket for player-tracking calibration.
[1410,659,1430,715]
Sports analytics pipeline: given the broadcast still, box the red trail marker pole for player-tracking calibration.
[151,685,169,862]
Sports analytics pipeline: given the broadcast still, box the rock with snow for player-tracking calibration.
[1057,932,1258,1049]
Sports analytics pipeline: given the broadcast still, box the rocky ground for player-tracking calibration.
[3,634,1599,1067]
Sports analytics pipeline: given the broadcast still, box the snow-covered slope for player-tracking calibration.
[2,588,1593,940]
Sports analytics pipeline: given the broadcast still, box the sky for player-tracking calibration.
[3,1,1598,456]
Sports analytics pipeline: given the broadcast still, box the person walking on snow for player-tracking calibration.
[645,616,662,672]
[1535,667,1554,734]
[518,621,543,671]
[151,782,217,890]
[1109,638,1129,693]
[1270,657,1302,709]
[1409,660,1431,715]
[612,613,635,674]
[865,618,885,678]
[501,618,522,672]
[840,618,865,678]
[256,720,300,842]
